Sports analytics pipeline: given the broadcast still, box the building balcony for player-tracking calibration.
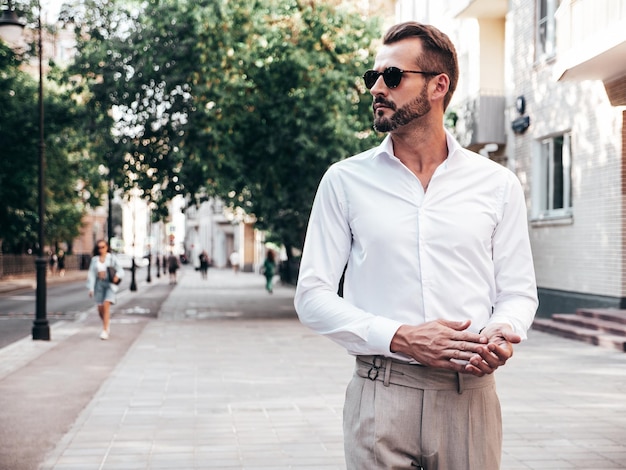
[555,0,626,81]
[452,92,506,152]
[452,0,507,19]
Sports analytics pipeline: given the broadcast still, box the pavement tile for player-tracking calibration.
[1,267,624,469]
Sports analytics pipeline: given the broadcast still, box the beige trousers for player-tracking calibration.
[343,356,502,470]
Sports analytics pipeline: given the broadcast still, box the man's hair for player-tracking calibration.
[383,22,458,110]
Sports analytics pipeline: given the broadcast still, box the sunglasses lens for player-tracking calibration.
[383,67,402,88]
[363,68,404,89]
[363,70,379,89]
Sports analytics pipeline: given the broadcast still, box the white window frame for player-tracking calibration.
[536,0,558,60]
[532,132,572,220]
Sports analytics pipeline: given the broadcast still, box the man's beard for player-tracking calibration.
[373,85,431,133]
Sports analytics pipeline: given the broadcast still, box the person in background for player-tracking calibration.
[167,252,180,284]
[229,251,240,274]
[262,249,276,294]
[57,250,66,277]
[48,251,57,275]
[86,240,124,340]
[294,21,537,470]
[199,250,210,279]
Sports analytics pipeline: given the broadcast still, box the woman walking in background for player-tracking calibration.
[167,252,180,284]
[199,250,210,279]
[263,249,276,294]
[86,240,124,340]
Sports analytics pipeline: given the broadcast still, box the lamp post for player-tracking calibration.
[130,256,137,291]
[146,249,152,283]
[0,0,50,340]
[107,178,114,247]
[130,192,137,291]
[146,209,152,283]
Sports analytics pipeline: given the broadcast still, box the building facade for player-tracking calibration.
[518,0,626,314]
[184,199,264,272]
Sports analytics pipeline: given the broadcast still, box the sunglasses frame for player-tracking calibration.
[363,67,441,90]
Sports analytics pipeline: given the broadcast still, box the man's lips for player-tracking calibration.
[373,99,395,113]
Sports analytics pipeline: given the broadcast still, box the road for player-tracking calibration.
[0,267,155,348]
[0,273,176,470]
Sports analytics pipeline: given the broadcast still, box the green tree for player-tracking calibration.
[0,42,90,253]
[63,0,200,216]
[65,0,381,262]
[184,0,381,266]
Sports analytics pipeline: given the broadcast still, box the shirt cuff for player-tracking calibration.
[368,316,405,355]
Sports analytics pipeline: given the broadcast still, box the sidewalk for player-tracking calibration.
[0,269,88,294]
[3,267,626,469]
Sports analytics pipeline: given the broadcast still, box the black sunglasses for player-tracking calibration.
[363,67,440,90]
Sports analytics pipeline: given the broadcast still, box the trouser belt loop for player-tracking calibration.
[367,356,384,380]
[366,356,393,387]
[457,371,464,394]
[383,357,392,387]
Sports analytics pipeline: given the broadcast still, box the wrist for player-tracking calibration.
[390,325,411,355]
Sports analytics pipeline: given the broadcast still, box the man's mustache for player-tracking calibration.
[373,97,396,111]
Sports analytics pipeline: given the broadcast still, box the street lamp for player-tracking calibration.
[146,208,152,283]
[0,1,23,43]
[0,0,50,340]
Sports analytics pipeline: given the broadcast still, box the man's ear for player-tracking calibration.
[430,73,450,104]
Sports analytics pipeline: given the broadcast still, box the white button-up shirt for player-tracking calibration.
[294,131,538,361]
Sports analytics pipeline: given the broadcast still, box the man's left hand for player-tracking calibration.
[464,323,521,376]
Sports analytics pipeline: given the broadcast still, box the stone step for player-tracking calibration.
[551,313,626,337]
[532,318,626,352]
[575,308,626,325]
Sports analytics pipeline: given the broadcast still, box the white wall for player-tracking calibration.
[510,0,624,298]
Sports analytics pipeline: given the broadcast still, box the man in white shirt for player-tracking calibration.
[294,22,537,470]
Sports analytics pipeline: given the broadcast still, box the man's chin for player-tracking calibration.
[373,119,394,133]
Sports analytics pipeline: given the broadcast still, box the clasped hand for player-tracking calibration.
[390,320,520,377]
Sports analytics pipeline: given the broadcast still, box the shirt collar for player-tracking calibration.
[373,129,467,167]
[444,129,464,159]
[371,134,394,160]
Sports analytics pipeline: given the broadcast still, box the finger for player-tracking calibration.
[488,342,514,362]
[446,348,477,363]
[483,324,522,345]
[467,355,497,375]
[468,348,501,371]
[440,319,471,331]
[448,322,490,344]
[502,330,522,344]
[436,358,471,374]
[456,336,490,352]
[463,363,487,377]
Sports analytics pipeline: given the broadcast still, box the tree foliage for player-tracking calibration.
[64,0,382,253]
[0,40,91,253]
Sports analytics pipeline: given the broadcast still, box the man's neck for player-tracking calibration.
[390,125,448,189]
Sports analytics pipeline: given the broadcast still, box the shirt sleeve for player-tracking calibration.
[488,174,538,339]
[86,257,96,291]
[294,167,403,355]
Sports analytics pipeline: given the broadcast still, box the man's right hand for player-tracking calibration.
[390,320,488,374]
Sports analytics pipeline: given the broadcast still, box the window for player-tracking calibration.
[536,0,558,60]
[533,133,572,219]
